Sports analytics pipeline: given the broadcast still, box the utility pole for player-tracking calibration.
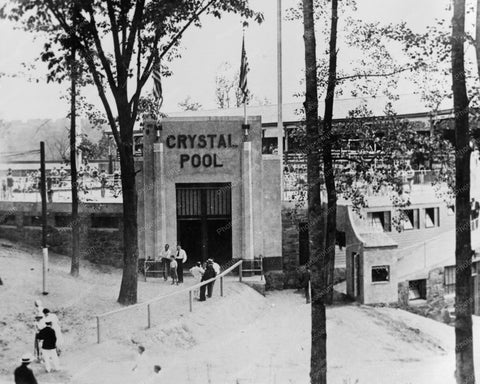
[40,142,48,295]
[70,1,80,277]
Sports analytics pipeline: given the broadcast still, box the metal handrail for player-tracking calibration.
[96,259,243,343]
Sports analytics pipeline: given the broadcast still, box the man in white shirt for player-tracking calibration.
[189,262,204,298]
[159,244,171,281]
[175,244,187,284]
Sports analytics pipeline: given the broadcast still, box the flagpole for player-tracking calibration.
[277,0,284,197]
[244,101,247,125]
[242,25,248,126]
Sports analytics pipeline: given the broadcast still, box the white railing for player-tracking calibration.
[95,260,243,343]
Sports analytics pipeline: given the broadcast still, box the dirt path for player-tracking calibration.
[1,240,478,384]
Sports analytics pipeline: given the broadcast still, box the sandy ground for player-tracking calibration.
[1,240,479,384]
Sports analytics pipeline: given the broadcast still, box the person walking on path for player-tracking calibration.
[199,260,217,301]
[36,321,60,372]
[160,244,171,281]
[189,262,205,298]
[170,256,178,285]
[43,309,63,353]
[175,244,187,284]
[14,354,37,384]
[33,315,45,362]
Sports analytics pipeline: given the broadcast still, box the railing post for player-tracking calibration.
[96,316,101,344]
[239,261,243,282]
[306,280,311,304]
[220,276,224,297]
[147,304,151,329]
[189,290,193,312]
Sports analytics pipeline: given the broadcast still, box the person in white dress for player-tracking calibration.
[34,300,44,317]
[189,262,205,298]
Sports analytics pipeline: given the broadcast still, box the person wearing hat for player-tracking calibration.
[37,321,60,372]
[43,308,63,351]
[14,353,38,384]
[199,260,216,301]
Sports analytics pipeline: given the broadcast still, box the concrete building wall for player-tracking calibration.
[138,116,281,267]
[262,156,282,270]
[0,201,124,266]
[362,247,398,304]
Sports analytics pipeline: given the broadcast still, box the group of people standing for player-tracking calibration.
[158,243,188,285]
[156,243,221,301]
[14,300,63,383]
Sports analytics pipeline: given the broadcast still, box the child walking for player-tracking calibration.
[170,255,178,285]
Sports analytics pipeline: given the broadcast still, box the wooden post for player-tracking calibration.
[306,280,311,304]
[40,142,48,295]
[147,304,151,329]
[189,291,193,312]
[239,262,243,282]
[96,316,101,344]
[220,276,224,297]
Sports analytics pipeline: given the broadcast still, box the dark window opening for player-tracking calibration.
[23,216,41,227]
[262,137,278,154]
[447,205,455,216]
[402,209,419,230]
[444,265,456,295]
[367,211,391,232]
[425,207,440,228]
[409,279,427,300]
[299,222,310,266]
[372,265,390,282]
[55,215,72,228]
[91,215,120,229]
[134,135,143,157]
[1,214,16,226]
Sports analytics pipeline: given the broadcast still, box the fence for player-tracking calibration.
[95,260,243,343]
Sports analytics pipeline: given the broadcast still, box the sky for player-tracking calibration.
[0,0,452,121]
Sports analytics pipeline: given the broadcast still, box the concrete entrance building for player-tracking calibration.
[136,116,282,270]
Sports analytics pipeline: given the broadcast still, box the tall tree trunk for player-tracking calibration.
[452,1,475,383]
[117,115,139,305]
[302,0,327,383]
[323,0,338,305]
[70,5,80,278]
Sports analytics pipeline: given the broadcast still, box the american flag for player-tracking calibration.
[152,58,163,108]
[239,35,249,103]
